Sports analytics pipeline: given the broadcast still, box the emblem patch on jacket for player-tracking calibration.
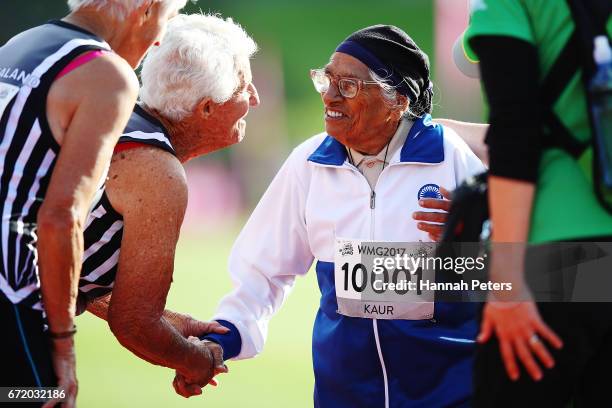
[417,184,442,200]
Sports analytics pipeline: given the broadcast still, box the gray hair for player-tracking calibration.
[67,0,188,20]
[368,68,433,119]
[139,13,257,121]
[368,69,409,117]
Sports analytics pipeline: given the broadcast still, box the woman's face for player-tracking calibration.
[321,52,404,154]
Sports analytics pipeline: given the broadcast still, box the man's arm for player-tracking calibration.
[38,53,139,408]
[39,53,137,338]
[86,293,229,339]
[102,146,223,386]
[85,293,111,320]
[434,118,489,165]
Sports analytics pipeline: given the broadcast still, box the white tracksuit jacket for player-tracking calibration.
[204,114,485,407]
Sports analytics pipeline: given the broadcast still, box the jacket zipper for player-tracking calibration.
[370,190,376,240]
[320,150,430,407]
[343,162,377,239]
[370,169,390,408]
[347,164,388,408]
[373,319,390,408]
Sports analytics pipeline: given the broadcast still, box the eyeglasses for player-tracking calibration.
[310,69,379,99]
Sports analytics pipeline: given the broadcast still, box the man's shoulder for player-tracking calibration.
[111,146,184,183]
[120,106,176,154]
[55,52,138,97]
[81,53,138,93]
[107,146,186,215]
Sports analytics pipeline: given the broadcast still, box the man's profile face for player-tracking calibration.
[190,59,260,157]
[210,60,259,146]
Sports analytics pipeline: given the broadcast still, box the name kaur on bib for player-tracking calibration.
[417,183,442,200]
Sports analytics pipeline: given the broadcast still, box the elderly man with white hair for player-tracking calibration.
[0,0,185,406]
[74,13,259,397]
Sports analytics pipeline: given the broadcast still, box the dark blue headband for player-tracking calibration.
[335,40,415,100]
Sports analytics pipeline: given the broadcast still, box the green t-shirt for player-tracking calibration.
[464,0,612,243]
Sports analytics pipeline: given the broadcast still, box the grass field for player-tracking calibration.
[75,225,321,407]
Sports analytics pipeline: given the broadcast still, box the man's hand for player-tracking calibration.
[172,338,228,398]
[478,301,563,381]
[42,338,77,408]
[163,311,230,338]
[413,187,451,241]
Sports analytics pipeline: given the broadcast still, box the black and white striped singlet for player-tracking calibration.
[0,20,110,309]
[79,105,176,301]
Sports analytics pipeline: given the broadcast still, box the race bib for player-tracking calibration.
[334,238,436,320]
[0,82,19,121]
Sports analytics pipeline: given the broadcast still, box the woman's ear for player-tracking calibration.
[397,94,409,110]
[393,94,409,119]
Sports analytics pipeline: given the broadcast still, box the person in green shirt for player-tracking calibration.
[457,0,612,406]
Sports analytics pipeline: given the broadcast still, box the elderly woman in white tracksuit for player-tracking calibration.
[199,25,485,407]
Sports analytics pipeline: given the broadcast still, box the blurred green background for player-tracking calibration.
[1,1,483,406]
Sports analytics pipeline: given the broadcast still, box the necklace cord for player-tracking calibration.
[346,139,392,167]
[381,140,391,172]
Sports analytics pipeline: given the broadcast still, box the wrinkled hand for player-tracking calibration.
[478,301,563,381]
[173,337,228,398]
[412,186,451,241]
[164,310,229,338]
[42,338,77,408]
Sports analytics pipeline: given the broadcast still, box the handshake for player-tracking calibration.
[166,311,230,398]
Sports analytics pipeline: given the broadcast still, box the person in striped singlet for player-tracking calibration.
[77,14,260,398]
[0,1,187,406]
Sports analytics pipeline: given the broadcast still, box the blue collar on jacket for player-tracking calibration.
[307,114,444,166]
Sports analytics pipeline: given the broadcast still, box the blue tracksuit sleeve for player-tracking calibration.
[200,319,242,361]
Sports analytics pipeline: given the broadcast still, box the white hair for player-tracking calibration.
[368,68,435,119]
[67,0,189,20]
[369,69,399,102]
[368,68,411,117]
[139,13,257,121]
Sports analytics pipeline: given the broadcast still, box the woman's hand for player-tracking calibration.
[478,300,563,381]
[172,337,228,398]
[163,310,229,338]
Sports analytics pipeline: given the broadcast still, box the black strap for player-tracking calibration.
[540,30,586,158]
[540,0,611,158]
[543,112,587,158]
[541,30,581,106]
[567,0,611,79]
